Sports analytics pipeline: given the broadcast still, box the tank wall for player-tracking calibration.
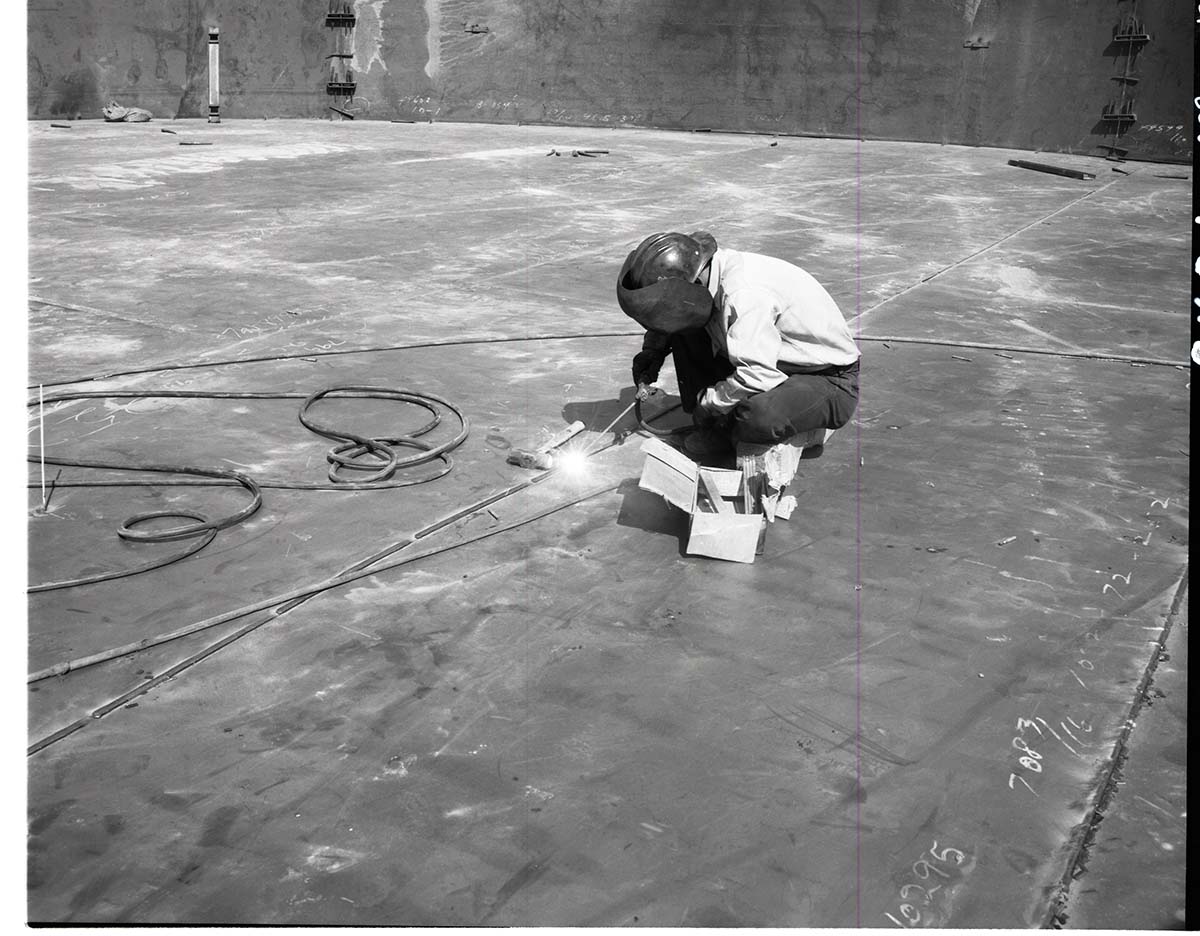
[27,0,1193,160]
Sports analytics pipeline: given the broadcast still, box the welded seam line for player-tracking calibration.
[857,335,1185,368]
[849,171,1132,328]
[27,478,624,756]
[29,295,193,334]
[27,461,576,683]
[764,702,913,768]
[1040,566,1188,928]
[27,389,672,678]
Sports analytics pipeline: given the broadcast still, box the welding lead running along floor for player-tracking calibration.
[26,121,1189,926]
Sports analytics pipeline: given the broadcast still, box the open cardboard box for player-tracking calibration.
[638,436,764,563]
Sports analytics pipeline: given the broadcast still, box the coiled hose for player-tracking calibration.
[28,386,469,592]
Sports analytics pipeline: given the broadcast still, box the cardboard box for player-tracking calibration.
[638,437,765,563]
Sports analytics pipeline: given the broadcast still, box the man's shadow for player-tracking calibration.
[563,387,692,555]
[561,386,691,440]
[613,477,688,555]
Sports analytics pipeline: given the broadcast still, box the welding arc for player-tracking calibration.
[27,386,468,592]
[27,397,679,684]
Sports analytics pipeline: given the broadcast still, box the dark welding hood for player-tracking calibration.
[615,232,717,333]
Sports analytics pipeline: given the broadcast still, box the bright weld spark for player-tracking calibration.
[554,444,591,476]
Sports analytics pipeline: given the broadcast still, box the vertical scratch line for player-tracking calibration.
[39,384,46,507]
[854,0,864,927]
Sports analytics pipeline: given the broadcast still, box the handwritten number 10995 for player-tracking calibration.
[883,841,967,927]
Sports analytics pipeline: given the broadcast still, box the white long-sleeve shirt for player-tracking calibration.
[699,248,860,413]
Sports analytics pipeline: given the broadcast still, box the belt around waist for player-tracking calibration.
[779,358,860,377]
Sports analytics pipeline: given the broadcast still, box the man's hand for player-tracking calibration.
[631,349,664,389]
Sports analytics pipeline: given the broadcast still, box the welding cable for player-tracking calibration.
[29,453,262,592]
[27,416,639,685]
[28,476,625,755]
[28,297,1188,393]
[30,530,219,593]
[27,386,469,592]
[28,460,249,594]
[296,386,462,483]
[31,386,469,488]
[635,396,684,437]
[28,328,646,391]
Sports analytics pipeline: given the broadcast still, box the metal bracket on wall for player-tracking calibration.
[1100,2,1148,152]
[1112,14,1150,45]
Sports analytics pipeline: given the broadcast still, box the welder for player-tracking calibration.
[617,231,860,456]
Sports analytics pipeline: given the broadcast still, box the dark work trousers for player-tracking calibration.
[668,327,860,445]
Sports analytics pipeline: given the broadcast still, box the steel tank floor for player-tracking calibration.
[22,119,1189,927]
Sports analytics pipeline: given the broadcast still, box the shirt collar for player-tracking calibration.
[704,247,725,301]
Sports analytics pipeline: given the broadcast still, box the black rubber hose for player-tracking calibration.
[635,397,685,437]
[29,521,218,593]
[28,454,262,592]
[298,385,467,483]
[27,330,645,391]
[27,385,469,591]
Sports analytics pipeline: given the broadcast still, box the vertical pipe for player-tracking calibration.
[208,27,220,123]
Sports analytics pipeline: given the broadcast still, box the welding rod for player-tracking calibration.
[536,420,587,453]
[509,398,642,469]
[588,398,640,448]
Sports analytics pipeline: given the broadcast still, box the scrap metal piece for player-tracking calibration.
[1007,159,1096,181]
[506,450,555,470]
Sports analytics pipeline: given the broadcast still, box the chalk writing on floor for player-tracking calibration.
[883,839,972,927]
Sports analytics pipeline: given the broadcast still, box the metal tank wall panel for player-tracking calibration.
[25,2,1193,156]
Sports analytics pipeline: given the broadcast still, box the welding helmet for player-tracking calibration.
[616,231,717,333]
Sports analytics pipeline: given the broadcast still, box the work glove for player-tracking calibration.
[631,350,662,386]
[633,330,671,400]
